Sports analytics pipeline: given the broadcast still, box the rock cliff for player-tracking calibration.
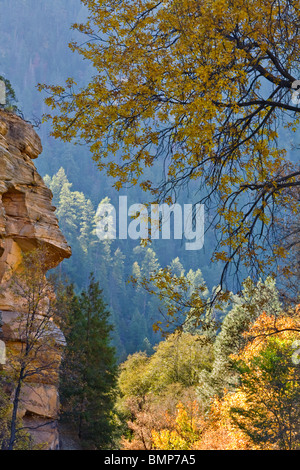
[0,109,71,449]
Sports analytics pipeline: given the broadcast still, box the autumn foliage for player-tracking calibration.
[40,0,300,285]
[119,306,300,450]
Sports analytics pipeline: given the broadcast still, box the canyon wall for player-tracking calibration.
[0,109,71,449]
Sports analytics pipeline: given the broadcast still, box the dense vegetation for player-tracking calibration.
[57,275,118,450]
[114,279,300,450]
[0,0,299,451]
[44,167,221,360]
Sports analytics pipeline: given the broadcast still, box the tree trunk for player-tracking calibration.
[7,368,24,450]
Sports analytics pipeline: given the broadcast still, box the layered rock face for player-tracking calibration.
[0,110,71,449]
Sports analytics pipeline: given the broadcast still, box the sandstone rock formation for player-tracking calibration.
[0,109,71,449]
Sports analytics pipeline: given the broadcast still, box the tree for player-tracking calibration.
[44,168,96,286]
[59,274,118,450]
[0,75,18,112]
[43,167,69,203]
[169,258,185,278]
[132,258,217,335]
[117,331,213,449]
[227,308,300,449]
[40,0,300,289]
[1,247,61,450]
[0,373,32,450]
[0,358,15,450]
[277,187,300,305]
[151,401,204,450]
[145,332,213,394]
[231,337,300,449]
[198,277,282,404]
[120,394,171,450]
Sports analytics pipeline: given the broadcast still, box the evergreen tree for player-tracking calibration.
[0,75,18,112]
[59,275,118,449]
[198,277,282,405]
[45,169,96,287]
[44,167,70,204]
[186,268,209,299]
[169,257,185,277]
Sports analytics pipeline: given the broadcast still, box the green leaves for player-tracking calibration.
[0,76,18,113]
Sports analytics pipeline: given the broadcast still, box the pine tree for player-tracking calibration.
[198,277,282,404]
[169,257,185,278]
[59,274,118,449]
[44,167,70,205]
[0,75,18,112]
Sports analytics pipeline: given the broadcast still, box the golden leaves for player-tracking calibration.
[40,0,300,281]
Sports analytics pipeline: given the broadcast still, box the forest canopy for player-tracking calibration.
[40,0,300,290]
